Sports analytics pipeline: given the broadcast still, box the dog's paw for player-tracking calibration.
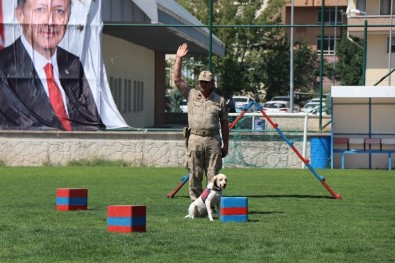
[184,214,194,219]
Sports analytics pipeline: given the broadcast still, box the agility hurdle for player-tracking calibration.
[229,101,341,200]
[166,175,189,198]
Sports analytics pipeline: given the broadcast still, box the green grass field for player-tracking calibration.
[0,167,394,262]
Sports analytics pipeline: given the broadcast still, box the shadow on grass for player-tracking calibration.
[249,210,285,215]
[167,194,333,200]
[228,194,333,199]
[247,211,285,222]
[165,195,190,199]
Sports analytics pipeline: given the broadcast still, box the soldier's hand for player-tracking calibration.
[176,43,189,58]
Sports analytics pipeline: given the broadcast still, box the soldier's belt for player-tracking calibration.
[189,129,219,137]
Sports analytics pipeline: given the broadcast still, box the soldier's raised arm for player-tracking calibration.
[173,43,189,93]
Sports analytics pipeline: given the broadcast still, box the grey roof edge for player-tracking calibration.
[133,0,225,56]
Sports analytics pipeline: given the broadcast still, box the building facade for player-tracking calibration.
[101,0,225,129]
[283,0,347,60]
[347,0,395,86]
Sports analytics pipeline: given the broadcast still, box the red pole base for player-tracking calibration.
[321,180,342,199]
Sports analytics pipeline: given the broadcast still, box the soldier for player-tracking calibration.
[173,43,229,200]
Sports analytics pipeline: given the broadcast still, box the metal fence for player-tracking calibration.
[103,1,395,130]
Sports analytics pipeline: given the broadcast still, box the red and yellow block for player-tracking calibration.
[56,188,88,211]
[107,205,146,233]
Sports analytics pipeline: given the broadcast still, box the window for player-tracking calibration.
[109,77,144,113]
[124,79,132,113]
[381,0,395,15]
[356,0,366,13]
[317,8,342,25]
[134,80,144,112]
[316,36,339,55]
[387,37,395,53]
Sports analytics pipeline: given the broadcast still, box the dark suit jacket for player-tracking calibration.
[0,37,105,130]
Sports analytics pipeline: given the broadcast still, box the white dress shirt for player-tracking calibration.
[20,35,69,115]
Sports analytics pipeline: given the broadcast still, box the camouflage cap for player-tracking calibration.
[198,71,214,81]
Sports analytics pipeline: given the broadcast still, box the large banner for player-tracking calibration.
[0,0,128,130]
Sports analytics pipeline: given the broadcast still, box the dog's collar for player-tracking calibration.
[211,185,222,192]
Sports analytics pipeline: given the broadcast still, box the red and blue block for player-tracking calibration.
[107,205,146,233]
[56,188,88,211]
[220,197,248,222]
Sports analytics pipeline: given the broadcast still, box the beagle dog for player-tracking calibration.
[185,174,228,221]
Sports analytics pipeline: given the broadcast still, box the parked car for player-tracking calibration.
[226,97,236,113]
[309,97,324,103]
[306,93,329,104]
[302,101,327,115]
[271,96,301,112]
[180,99,188,113]
[233,96,255,112]
[272,96,291,102]
[262,101,291,113]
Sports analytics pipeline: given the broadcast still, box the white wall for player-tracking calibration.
[366,35,395,86]
[102,34,156,128]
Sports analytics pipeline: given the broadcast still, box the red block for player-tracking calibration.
[56,205,88,211]
[221,207,248,215]
[107,225,146,233]
[108,205,146,217]
[56,188,88,211]
[107,205,147,233]
[56,188,88,198]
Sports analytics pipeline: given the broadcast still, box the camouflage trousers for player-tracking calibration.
[185,133,223,200]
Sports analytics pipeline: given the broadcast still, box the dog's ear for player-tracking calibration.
[211,175,218,184]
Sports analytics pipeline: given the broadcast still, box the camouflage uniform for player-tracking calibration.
[183,87,228,200]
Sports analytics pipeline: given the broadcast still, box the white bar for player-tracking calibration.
[228,112,309,117]
[331,86,395,98]
[302,114,308,169]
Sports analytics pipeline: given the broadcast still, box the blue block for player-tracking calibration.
[221,197,248,208]
[220,197,249,223]
[221,214,248,222]
[56,197,88,205]
[107,216,146,227]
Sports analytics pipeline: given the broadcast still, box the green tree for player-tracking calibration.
[177,0,319,102]
[170,89,183,113]
[334,35,363,85]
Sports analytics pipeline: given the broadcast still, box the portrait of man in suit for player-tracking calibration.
[0,0,105,130]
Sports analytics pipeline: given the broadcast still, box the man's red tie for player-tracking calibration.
[44,63,72,131]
